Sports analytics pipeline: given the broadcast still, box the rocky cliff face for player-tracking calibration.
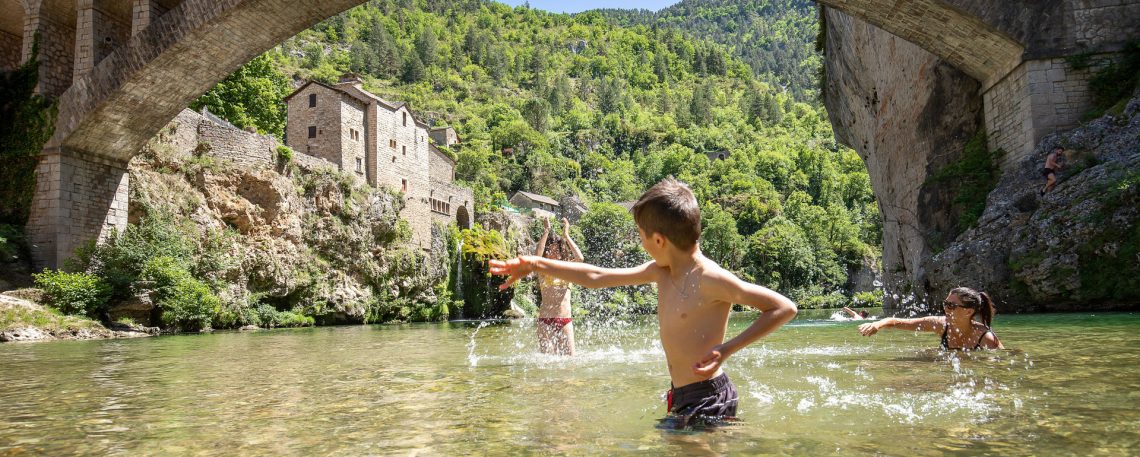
[125,110,449,324]
[823,8,1140,312]
[927,99,1140,311]
[821,8,984,311]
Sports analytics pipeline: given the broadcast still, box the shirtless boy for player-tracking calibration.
[490,178,798,427]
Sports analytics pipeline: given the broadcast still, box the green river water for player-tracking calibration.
[1,311,1138,456]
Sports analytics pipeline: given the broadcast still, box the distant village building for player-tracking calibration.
[285,74,473,249]
[706,150,730,161]
[428,126,459,148]
[509,191,560,219]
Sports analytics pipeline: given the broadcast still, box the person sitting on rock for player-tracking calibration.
[1040,146,1065,195]
[856,287,1003,351]
[533,217,584,355]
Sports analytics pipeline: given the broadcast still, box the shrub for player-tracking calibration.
[276,145,294,164]
[852,289,885,307]
[75,212,195,299]
[33,270,112,319]
[141,256,219,331]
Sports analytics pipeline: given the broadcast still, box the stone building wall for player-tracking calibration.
[429,180,474,228]
[374,105,432,249]
[27,147,129,269]
[428,146,455,183]
[286,83,347,168]
[74,0,130,80]
[339,98,367,179]
[0,30,21,71]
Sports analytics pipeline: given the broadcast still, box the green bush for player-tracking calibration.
[852,289,884,307]
[798,292,850,309]
[75,212,195,299]
[32,270,112,319]
[252,303,315,328]
[141,256,219,331]
[276,145,294,164]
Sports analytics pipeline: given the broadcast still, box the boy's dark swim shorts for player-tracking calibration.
[665,372,739,428]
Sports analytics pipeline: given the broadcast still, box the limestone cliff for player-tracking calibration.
[822,8,984,311]
[823,8,1140,312]
[125,109,450,325]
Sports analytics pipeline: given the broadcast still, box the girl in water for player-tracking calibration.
[534,217,584,355]
[857,287,1003,350]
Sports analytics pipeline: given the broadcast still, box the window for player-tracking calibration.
[401,179,407,192]
[402,145,407,156]
[392,156,396,163]
[308,126,316,138]
[430,198,451,215]
[309,93,316,107]
[349,129,358,140]
[402,112,407,126]
[389,139,396,149]
[355,157,363,173]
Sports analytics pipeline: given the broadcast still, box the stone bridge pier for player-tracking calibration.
[3,0,368,269]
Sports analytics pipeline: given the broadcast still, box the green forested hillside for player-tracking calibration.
[197,0,878,303]
[595,0,822,102]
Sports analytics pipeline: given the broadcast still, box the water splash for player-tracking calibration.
[466,320,490,367]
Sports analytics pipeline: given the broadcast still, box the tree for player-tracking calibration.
[689,82,714,124]
[401,53,426,83]
[371,22,402,78]
[415,27,438,67]
[191,54,291,137]
[522,97,551,132]
[598,77,626,114]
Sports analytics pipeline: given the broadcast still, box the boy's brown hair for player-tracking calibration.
[630,177,701,250]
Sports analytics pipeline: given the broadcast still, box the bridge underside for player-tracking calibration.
[6,0,1138,268]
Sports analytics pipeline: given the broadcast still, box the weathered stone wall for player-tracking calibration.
[374,105,432,249]
[823,8,984,311]
[130,0,167,36]
[947,0,1140,60]
[73,0,130,80]
[286,83,347,168]
[428,127,458,147]
[24,8,75,97]
[27,148,129,269]
[428,146,455,183]
[429,180,473,228]
[0,30,21,71]
[987,55,1118,167]
[339,97,367,178]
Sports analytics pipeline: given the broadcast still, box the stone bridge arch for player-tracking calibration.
[816,0,1024,88]
[26,0,373,267]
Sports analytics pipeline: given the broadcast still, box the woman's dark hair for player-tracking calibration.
[543,234,566,260]
[949,287,996,327]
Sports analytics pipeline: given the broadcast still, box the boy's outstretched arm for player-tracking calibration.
[490,256,657,290]
[693,270,798,377]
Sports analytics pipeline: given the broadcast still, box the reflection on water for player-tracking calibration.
[1,312,1138,455]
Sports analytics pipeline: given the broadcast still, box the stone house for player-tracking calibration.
[509,191,560,219]
[285,75,473,249]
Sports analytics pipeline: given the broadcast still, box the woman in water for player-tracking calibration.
[857,287,1003,350]
[534,217,584,355]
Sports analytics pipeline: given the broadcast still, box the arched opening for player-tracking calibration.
[456,205,470,229]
